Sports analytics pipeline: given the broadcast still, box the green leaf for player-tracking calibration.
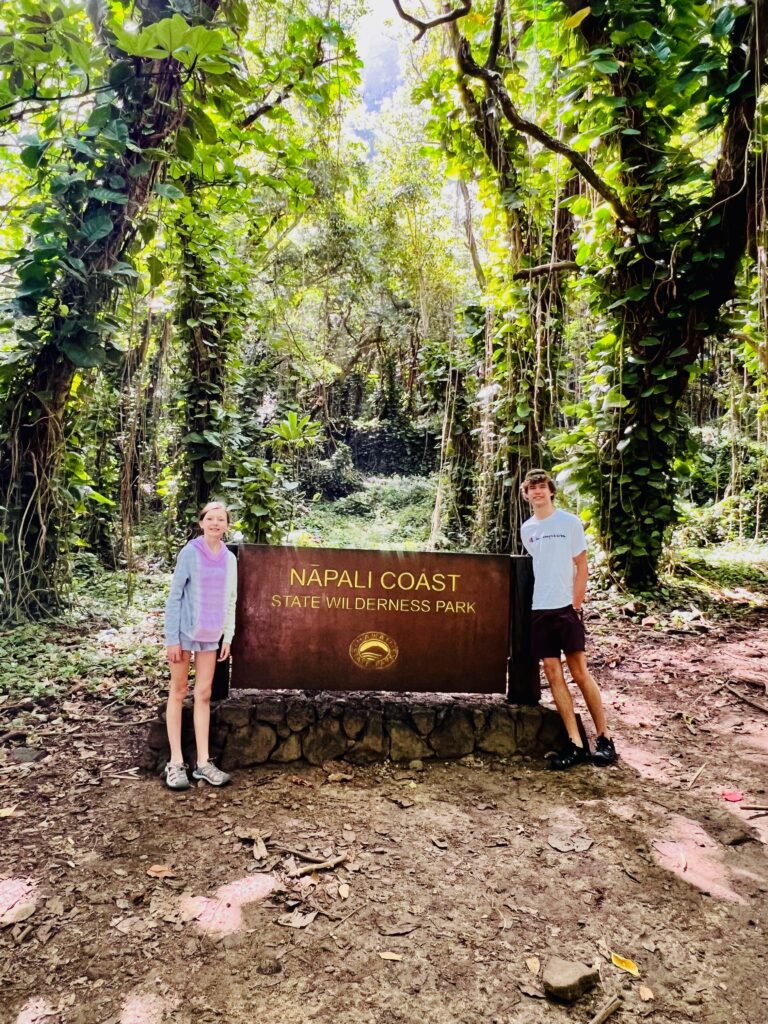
[182,25,225,61]
[61,340,104,368]
[712,6,735,39]
[80,213,114,242]
[89,187,129,204]
[109,61,133,87]
[20,145,45,169]
[146,254,165,288]
[594,59,620,74]
[85,488,116,506]
[188,107,218,145]
[154,182,185,200]
[175,129,196,162]
[151,14,191,57]
[564,7,591,29]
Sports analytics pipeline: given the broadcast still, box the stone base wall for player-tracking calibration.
[144,691,568,772]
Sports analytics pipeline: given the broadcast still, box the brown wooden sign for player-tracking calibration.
[231,545,512,694]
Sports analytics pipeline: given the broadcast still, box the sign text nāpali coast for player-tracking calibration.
[231,546,518,694]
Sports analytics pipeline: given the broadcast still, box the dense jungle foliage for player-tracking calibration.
[1,0,767,618]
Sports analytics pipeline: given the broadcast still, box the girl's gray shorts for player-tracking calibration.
[179,634,220,653]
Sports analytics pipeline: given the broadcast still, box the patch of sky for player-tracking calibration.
[353,0,404,152]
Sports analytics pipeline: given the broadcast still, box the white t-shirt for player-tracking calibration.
[520,508,586,610]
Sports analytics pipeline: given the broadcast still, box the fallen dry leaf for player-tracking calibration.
[379,916,420,936]
[518,982,545,999]
[611,952,640,976]
[290,776,314,788]
[525,956,540,975]
[0,901,36,928]
[0,806,19,818]
[639,985,655,1002]
[378,951,404,961]
[277,908,318,929]
[146,864,175,879]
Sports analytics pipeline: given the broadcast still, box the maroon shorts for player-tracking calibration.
[531,605,585,660]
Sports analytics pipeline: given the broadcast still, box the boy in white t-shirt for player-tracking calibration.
[520,469,617,770]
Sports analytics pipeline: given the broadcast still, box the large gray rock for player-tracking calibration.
[342,708,367,740]
[146,721,169,752]
[219,702,252,729]
[389,721,432,761]
[253,697,286,724]
[430,708,474,758]
[409,707,436,736]
[477,707,517,756]
[286,701,316,732]
[302,716,347,765]
[539,706,569,752]
[516,705,543,751]
[271,732,302,762]
[470,708,487,732]
[222,723,277,768]
[346,712,389,764]
[542,958,599,1003]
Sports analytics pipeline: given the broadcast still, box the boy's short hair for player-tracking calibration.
[521,468,556,497]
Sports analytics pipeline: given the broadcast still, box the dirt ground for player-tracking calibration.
[2,605,768,1024]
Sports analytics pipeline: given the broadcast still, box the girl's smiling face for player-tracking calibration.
[199,504,229,541]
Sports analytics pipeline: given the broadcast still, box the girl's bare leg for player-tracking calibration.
[166,652,191,764]
[192,650,217,765]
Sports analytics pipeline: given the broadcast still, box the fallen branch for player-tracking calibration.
[0,730,26,745]
[728,674,768,694]
[330,903,364,934]
[587,995,623,1024]
[278,847,331,864]
[289,853,347,878]
[685,763,706,790]
[725,684,768,716]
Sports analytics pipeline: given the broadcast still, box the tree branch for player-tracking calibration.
[456,38,637,226]
[512,261,579,280]
[485,0,505,71]
[391,0,472,41]
[239,43,328,129]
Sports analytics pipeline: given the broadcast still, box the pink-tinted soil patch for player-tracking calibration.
[606,799,639,822]
[0,876,38,926]
[652,815,748,903]
[615,742,673,783]
[180,873,277,936]
[15,997,56,1024]
[119,991,178,1024]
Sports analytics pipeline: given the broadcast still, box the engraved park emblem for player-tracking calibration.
[348,631,399,670]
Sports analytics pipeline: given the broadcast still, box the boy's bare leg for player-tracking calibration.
[166,653,191,764]
[564,651,610,737]
[192,650,217,765]
[542,657,583,746]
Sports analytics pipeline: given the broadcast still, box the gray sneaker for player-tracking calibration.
[164,762,190,790]
[192,760,230,787]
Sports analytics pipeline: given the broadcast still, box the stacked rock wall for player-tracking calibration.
[144,691,567,772]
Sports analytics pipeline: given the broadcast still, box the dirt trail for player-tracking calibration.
[2,612,767,1024]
